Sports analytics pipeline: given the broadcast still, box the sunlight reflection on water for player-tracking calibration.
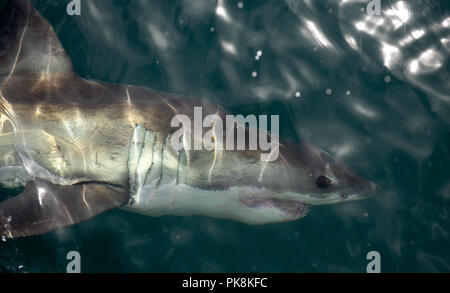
[0,0,449,272]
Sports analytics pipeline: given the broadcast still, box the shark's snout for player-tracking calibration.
[318,150,379,202]
[339,170,379,201]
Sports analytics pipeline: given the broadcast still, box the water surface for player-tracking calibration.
[1,0,449,272]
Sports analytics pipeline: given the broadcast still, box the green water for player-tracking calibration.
[1,0,449,272]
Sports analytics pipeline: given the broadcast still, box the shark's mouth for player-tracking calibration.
[239,197,310,219]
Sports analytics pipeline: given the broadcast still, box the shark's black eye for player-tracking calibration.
[316,175,333,189]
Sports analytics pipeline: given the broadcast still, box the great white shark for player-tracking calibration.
[0,0,379,239]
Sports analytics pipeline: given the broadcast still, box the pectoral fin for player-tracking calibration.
[0,179,130,239]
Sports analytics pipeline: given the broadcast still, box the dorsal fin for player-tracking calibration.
[0,0,74,89]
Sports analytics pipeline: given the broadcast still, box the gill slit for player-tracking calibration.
[176,148,182,185]
[133,128,147,198]
[143,131,158,186]
[157,134,168,186]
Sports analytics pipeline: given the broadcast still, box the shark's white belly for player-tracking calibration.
[121,180,293,225]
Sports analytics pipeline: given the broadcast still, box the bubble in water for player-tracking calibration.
[255,50,263,61]
[237,2,243,9]
[210,27,215,32]
[384,76,392,83]
[346,90,351,95]
[251,71,258,78]
[1,235,6,242]
[325,88,332,95]
[295,91,301,98]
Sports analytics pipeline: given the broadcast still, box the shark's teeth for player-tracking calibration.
[265,199,310,219]
[239,197,310,219]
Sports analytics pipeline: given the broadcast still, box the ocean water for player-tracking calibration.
[0,0,449,273]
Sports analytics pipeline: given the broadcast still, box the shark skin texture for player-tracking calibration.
[0,0,378,239]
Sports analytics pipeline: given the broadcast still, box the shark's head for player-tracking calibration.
[179,143,379,225]
[281,144,380,205]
